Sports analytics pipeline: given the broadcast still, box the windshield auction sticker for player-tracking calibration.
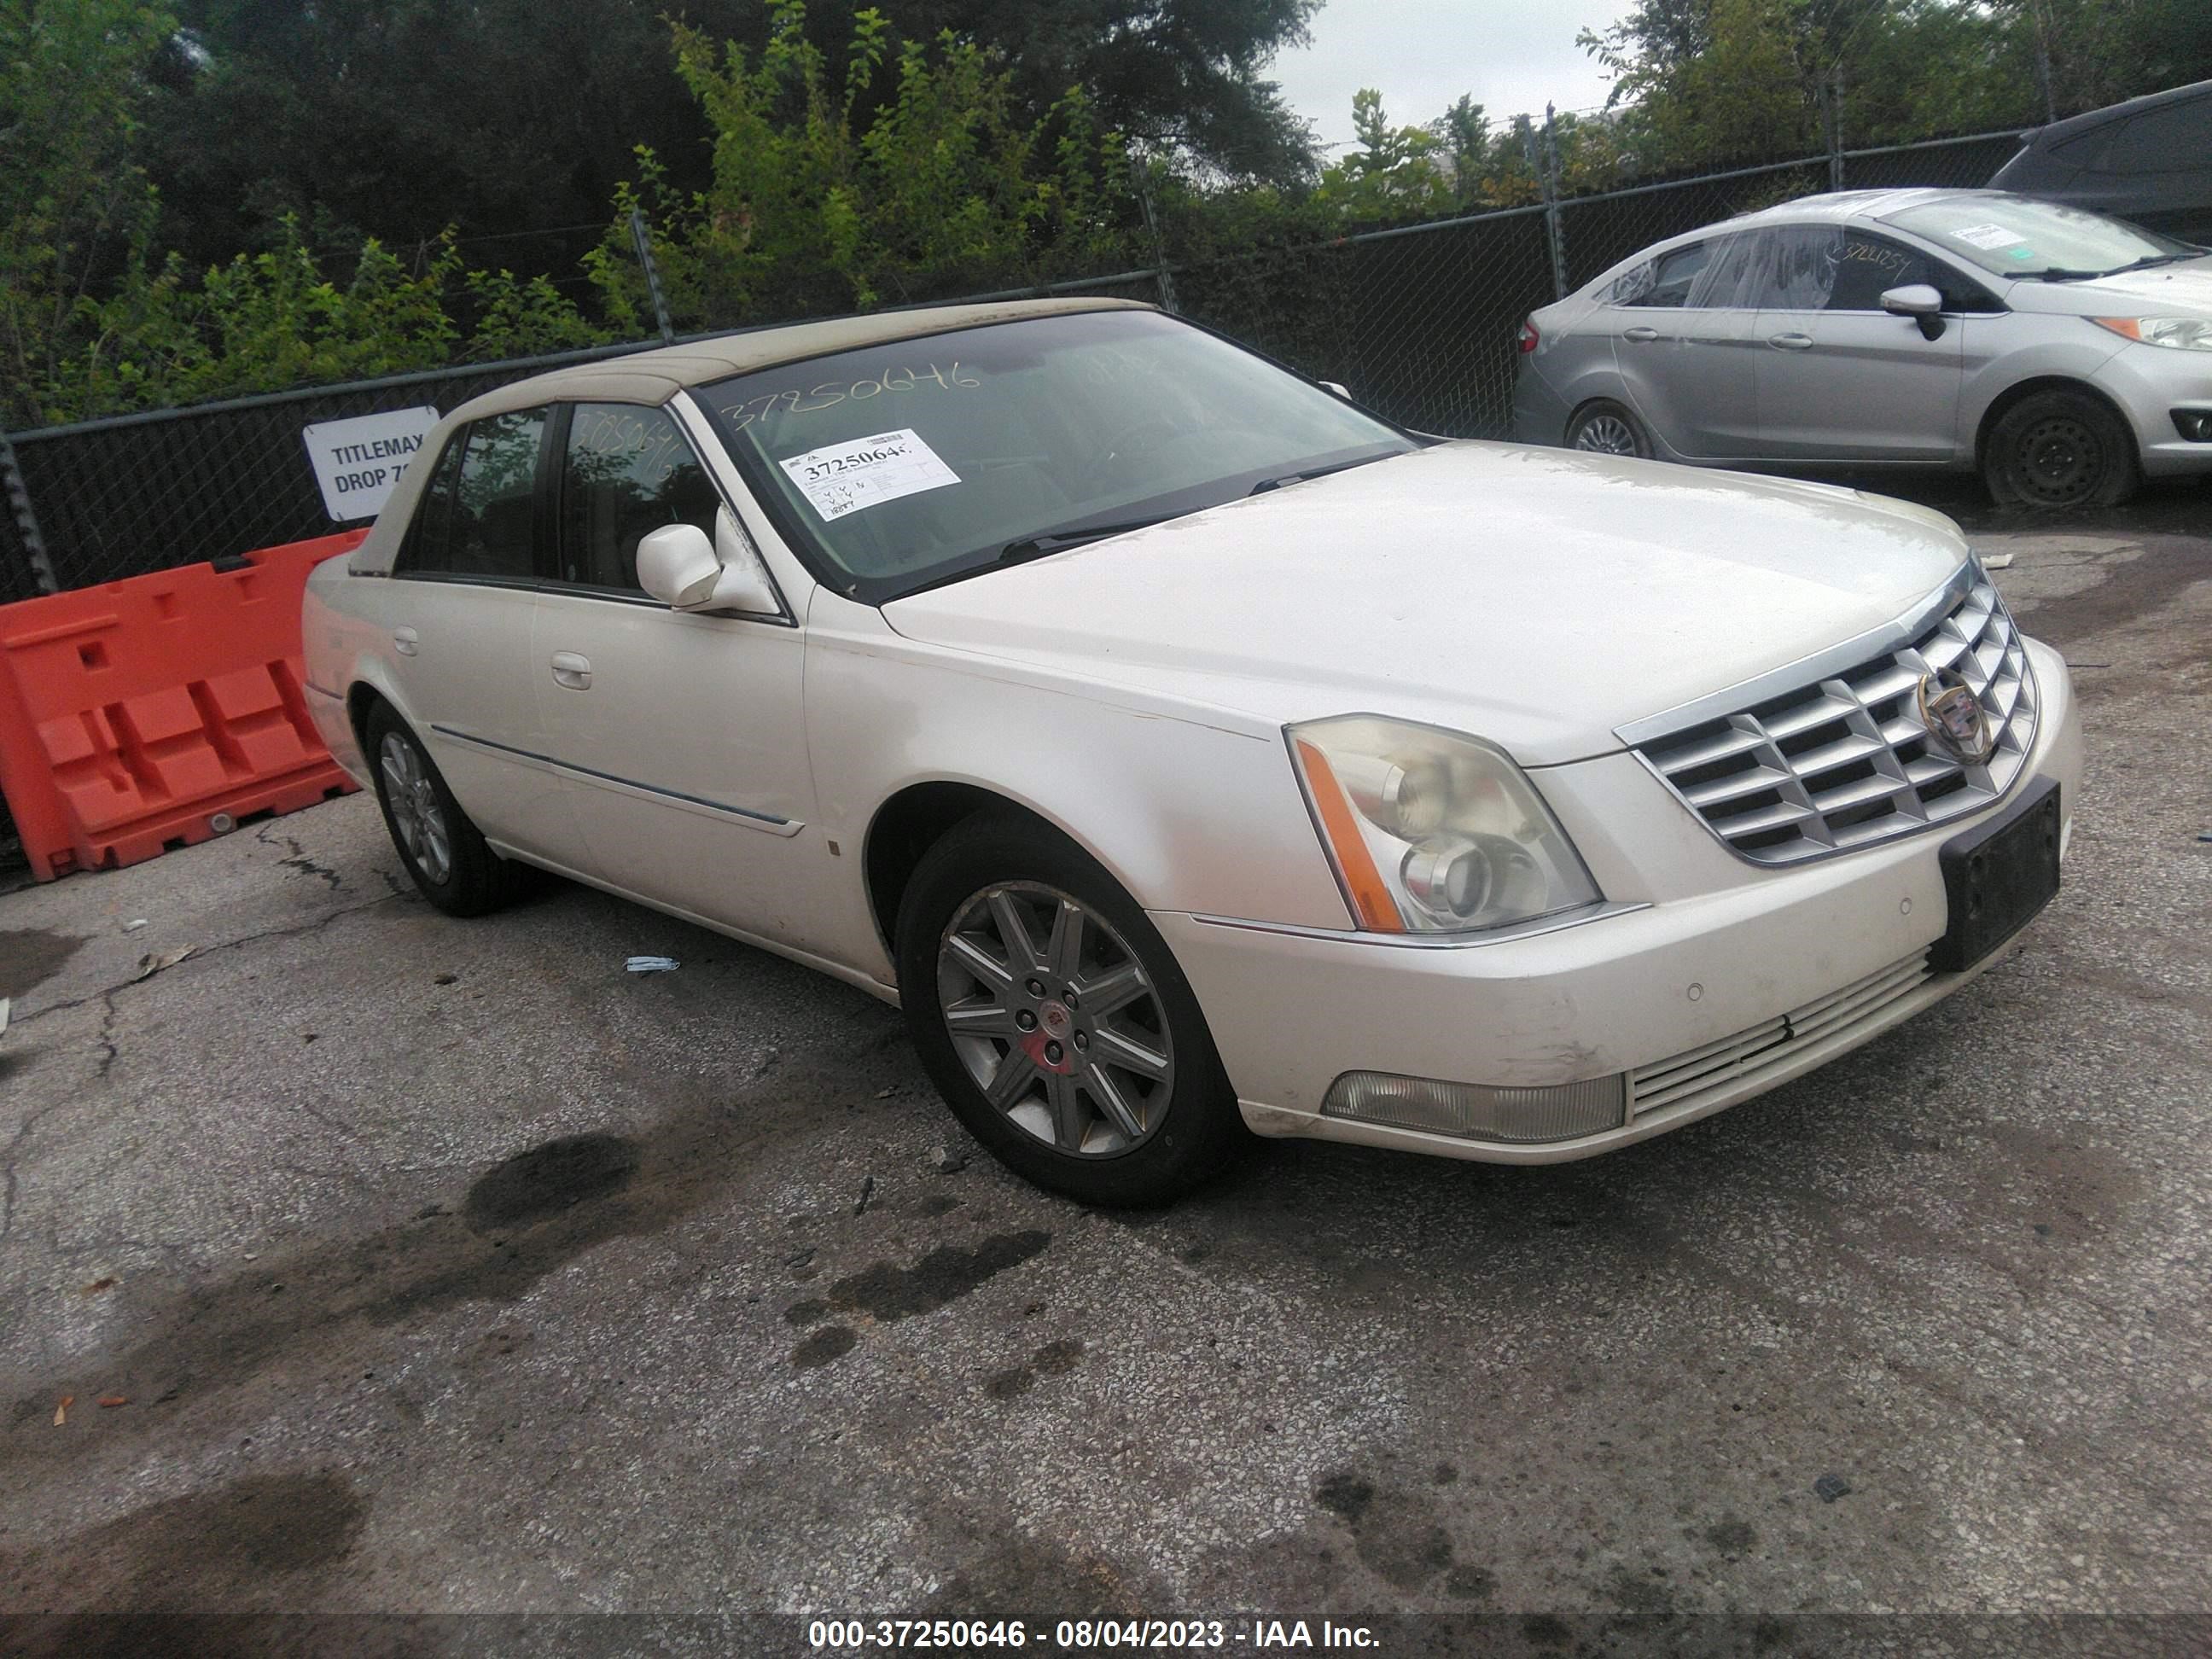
[779,428,961,521]
[1947,224,2027,250]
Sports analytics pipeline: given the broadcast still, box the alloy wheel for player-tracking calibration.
[1572,413,1640,456]
[379,732,453,886]
[935,882,1176,1157]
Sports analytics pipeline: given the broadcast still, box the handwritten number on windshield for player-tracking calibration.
[728,362,981,432]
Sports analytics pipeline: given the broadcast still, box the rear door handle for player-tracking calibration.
[1768,332,1815,351]
[550,651,592,690]
[1622,326,1662,342]
[393,626,418,657]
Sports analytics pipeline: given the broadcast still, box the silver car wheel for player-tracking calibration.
[2013,414,2104,506]
[379,732,453,886]
[935,881,1176,1158]
[1571,412,1642,456]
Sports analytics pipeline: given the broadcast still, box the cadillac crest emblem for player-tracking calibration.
[1916,668,1995,764]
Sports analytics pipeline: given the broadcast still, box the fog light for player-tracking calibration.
[2174,409,2212,443]
[1322,1071,1627,1143]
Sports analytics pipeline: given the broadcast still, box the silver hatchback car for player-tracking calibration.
[1512,188,2212,507]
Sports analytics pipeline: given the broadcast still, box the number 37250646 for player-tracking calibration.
[728,363,979,431]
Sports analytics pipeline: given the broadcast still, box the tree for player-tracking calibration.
[1,0,175,428]
[591,2,1136,329]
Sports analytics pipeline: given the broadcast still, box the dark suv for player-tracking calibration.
[1989,80,2212,246]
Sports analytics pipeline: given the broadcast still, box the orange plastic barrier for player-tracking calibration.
[0,532,368,882]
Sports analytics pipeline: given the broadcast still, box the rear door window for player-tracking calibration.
[1687,230,1765,308]
[1613,242,1710,307]
[440,408,550,580]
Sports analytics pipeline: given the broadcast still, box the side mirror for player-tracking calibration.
[1882,283,1948,341]
[1320,380,1352,399]
[636,513,779,614]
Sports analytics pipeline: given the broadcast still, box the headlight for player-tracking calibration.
[2093,316,2212,351]
[1287,715,1600,934]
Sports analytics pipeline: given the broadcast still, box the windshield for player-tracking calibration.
[695,310,1416,602]
[1885,195,2196,279]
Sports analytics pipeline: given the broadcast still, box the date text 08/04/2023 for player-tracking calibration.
[806,1619,1382,1650]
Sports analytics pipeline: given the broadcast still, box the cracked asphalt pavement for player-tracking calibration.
[0,482,2206,1639]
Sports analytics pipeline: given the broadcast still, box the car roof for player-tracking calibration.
[2022,77,2212,148]
[1726,187,2008,229]
[445,296,1155,423]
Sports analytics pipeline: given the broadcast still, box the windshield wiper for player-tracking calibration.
[1248,454,1389,495]
[2033,267,2106,282]
[995,512,1185,564]
[2097,252,2197,276]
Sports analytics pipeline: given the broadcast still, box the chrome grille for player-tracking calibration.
[1630,952,1932,1117]
[1630,566,2038,865]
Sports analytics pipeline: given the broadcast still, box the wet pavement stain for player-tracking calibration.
[792,1325,857,1369]
[827,1230,1051,1322]
[0,1470,364,1612]
[464,1133,639,1231]
[3,1111,758,1444]
[1033,1337,1084,1375]
[983,1335,1085,1400]
[983,1365,1034,1400]
[1312,1469,1456,1592]
[783,1298,831,1327]
[0,928,86,1000]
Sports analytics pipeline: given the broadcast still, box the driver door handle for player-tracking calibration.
[1622,326,1661,342]
[550,651,592,690]
[1768,332,1816,351]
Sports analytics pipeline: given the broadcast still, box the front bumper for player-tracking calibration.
[2099,341,2212,478]
[1155,637,2082,1164]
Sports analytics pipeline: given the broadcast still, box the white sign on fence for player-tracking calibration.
[301,406,441,522]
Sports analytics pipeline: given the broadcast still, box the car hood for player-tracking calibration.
[880,443,1970,765]
[2006,254,2212,315]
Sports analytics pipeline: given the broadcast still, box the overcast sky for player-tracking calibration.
[1267,0,1640,153]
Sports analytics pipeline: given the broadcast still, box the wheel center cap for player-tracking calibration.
[1024,1003,1076,1074]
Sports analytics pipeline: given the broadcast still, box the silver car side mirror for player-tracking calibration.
[636,520,778,614]
[1320,380,1352,399]
[1881,283,1947,341]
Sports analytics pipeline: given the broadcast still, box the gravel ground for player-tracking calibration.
[0,480,2206,1652]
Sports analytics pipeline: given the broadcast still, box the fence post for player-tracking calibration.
[0,433,59,597]
[629,209,677,346]
[1135,161,1179,314]
[1528,111,1569,301]
[1831,62,1848,189]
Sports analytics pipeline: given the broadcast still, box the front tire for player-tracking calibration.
[1566,399,1653,459]
[365,703,528,917]
[1983,389,2139,509]
[895,813,1245,1207]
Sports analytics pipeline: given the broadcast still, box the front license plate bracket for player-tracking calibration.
[1929,777,2060,974]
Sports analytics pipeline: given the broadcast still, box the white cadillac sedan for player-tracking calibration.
[302,299,2082,1206]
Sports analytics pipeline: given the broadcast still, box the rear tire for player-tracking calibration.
[1565,399,1653,459]
[364,702,528,917]
[895,812,1245,1207]
[1983,389,2139,509]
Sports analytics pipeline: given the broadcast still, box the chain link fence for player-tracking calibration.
[0,130,2031,608]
